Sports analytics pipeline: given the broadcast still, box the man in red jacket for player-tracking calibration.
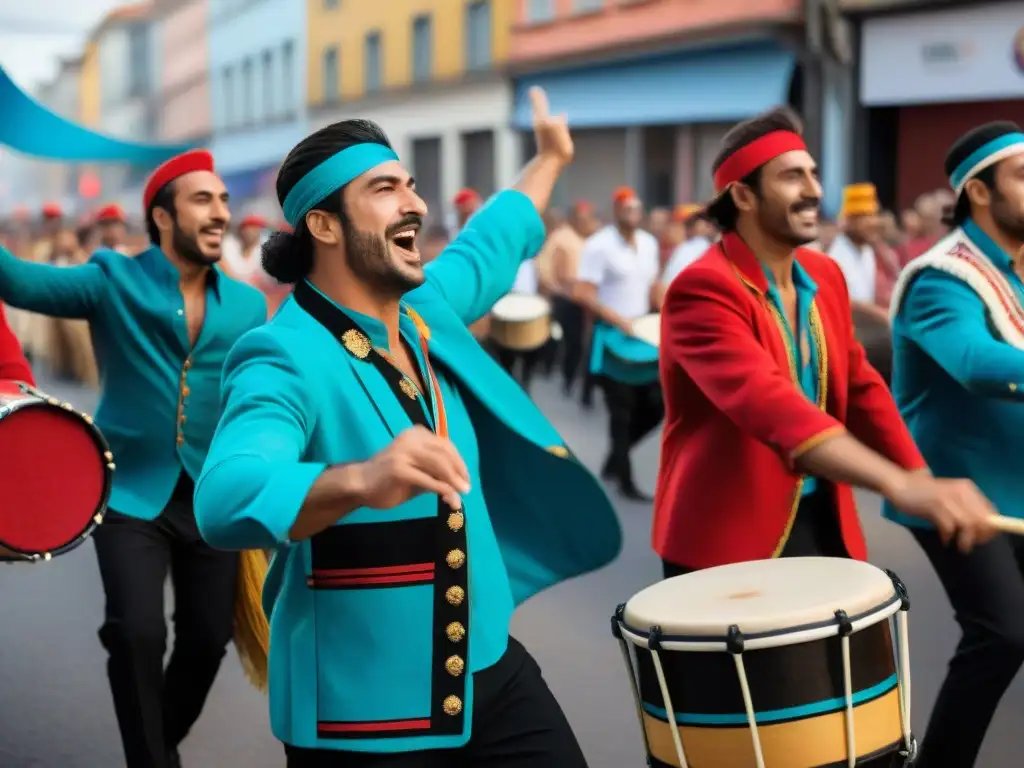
[654,106,996,577]
[0,303,33,384]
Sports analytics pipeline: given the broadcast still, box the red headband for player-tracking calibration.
[713,131,807,193]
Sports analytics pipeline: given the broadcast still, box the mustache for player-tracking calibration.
[790,199,821,214]
[385,215,424,238]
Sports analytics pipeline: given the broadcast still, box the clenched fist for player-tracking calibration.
[888,474,997,553]
[351,426,470,511]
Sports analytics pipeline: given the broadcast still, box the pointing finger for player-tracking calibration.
[529,86,550,121]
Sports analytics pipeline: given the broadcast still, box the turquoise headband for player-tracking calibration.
[281,143,400,227]
[949,132,1024,197]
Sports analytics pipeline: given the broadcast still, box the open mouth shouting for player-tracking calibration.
[200,225,225,248]
[389,222,422,264]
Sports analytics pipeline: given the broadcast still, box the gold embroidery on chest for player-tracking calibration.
[341,330,371,359]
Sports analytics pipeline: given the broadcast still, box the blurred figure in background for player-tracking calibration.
[646,206,673,269]
[900,190,953,266]
[900,207,922,242]
[878,209,903,248]
[44,229,99,387]
[655,203,717,306]
[419,224,450,264]
[827,184,893,322]
[96,204,130,253]
[33,202,63,262]
[452,187,482,234]
[77,223,101,257]
[222,214,291,316]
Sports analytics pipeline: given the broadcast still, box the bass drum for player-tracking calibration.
[853,307,892,386]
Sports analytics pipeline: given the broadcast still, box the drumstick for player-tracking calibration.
[990,515,1024,537]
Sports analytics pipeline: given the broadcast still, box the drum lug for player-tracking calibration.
[726,624,745,654]
[885,569,911,611]
[610,603,626,639]
[899,735,919,765]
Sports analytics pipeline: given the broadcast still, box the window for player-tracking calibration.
[241,57,254,125]
[323,0,339,7]
[127,24,149,97]
[222,65,235,129]
[365,32,382,93]
[526,0,554,22]
[574,0,603,11]
[262,49,274,120]
[281,40,295,115]
[322,46,339,103]
[465,1,492,71]
[412,15,432,83]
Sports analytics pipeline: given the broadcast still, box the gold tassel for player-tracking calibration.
[234,549,271,693]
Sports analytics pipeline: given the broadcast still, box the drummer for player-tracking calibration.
[654,106,997,579]
[493,257,546,393]
[887,121,1024,768]
[575,187,662,501]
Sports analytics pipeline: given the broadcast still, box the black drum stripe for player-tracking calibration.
[635,621,896,715]
[310,517,436,571]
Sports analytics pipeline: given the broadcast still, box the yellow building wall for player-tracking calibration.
[306,0,512,105]
[79,41,101,126]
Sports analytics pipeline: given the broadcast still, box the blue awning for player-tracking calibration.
[512,42,796,129]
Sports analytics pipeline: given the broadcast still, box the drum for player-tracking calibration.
[0,382,114,562]
[490,293,551,352]
[612,558,914,768]
[632,313,661,349]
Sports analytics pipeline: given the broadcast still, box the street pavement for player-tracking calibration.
[2,370,1023,767]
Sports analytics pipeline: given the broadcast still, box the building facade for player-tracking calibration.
[508,0,854,216]
[39,58,86,209]
[155,0,212,144]
[207,0,307,217]
[849,0,1024,210]
[94,3,162,210]
[307,0,518,228]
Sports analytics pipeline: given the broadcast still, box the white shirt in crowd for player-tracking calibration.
[511,259,539,295]
[827,233,876,303]
[661,235,712,286]
[577,225,660,319]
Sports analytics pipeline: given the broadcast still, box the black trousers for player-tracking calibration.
[495,346,544,394]
[662,489,848,578]
[285,637,588,767]
[552,296,585,393]
[92,473,239,768]
[909,529,1024,768]
[599,377,664,490]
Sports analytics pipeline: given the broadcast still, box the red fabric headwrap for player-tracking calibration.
[143,149,216,211]
[239,214,267,230]
[713,131,808,193]
[453,188,480,208]
[41,202,62,219]
[95,204,126,224]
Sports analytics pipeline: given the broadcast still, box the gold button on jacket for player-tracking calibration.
[445,622,466,643]
[445,655,465,677]
[446,549,466,569]
[445,585,465,606]
[442,695,463,716]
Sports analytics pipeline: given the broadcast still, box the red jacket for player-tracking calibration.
[653,232,923,569]
[0,303,34,385]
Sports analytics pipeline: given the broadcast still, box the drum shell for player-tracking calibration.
[0,385,112,561]
[630,620,903,767]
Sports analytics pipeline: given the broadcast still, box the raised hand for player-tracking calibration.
[530,86,573,167]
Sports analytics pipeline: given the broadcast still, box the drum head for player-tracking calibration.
[492,293,550,322]
[631,314,660,348]
[624,557,896,637]
[0,403,108,554]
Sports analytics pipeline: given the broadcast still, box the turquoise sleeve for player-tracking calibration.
[194,327,327,549]
[899,269,1024,398]
[424,189,547,325]
[0,245,107,318]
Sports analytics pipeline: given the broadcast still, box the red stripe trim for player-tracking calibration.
[318,718,432,733]
[312,563,435,578]
[307,571,435,587]
[949,246,1024,334]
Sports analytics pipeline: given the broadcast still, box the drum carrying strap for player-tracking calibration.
[889,230,1024,350]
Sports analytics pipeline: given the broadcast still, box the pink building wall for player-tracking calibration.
[159,0,211,140]
[509,0,801,66]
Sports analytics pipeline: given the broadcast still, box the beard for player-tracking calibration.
[991,189,1024,243]
[345,217,425,297]
[173,222,219,266]
[758,197,820,248]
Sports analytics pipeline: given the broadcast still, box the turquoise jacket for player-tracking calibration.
[194,190,622,753]
[0,245,267,518]
[886,220,1024,527]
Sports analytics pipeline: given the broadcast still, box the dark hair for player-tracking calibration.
[76,224,95,249]
[944,121,1021,228]
[146,181,176,245]
[262,119,394,284]
[706,106,805,232]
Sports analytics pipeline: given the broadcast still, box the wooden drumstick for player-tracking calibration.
[989,516,1024,537]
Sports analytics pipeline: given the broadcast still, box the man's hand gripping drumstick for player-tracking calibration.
[288,426,470,540]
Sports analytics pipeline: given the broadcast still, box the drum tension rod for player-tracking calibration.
[610,604,626,639]
[834,610,853,637]
[726,625,744,654]
[885,569,911,611]
[648,625,664,652]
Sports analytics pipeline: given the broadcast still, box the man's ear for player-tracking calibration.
[730,183,758,214]
[306,210,342,247]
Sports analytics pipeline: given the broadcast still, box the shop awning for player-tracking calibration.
[512,42,796,129]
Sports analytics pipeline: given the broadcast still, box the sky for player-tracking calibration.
[0,1,123,91]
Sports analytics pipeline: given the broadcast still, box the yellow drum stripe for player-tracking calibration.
[643,687,903,768]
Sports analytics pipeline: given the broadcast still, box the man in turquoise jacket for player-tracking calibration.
[0,150,267,768]
[888,121,1024,768]
[194,88,621,767]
